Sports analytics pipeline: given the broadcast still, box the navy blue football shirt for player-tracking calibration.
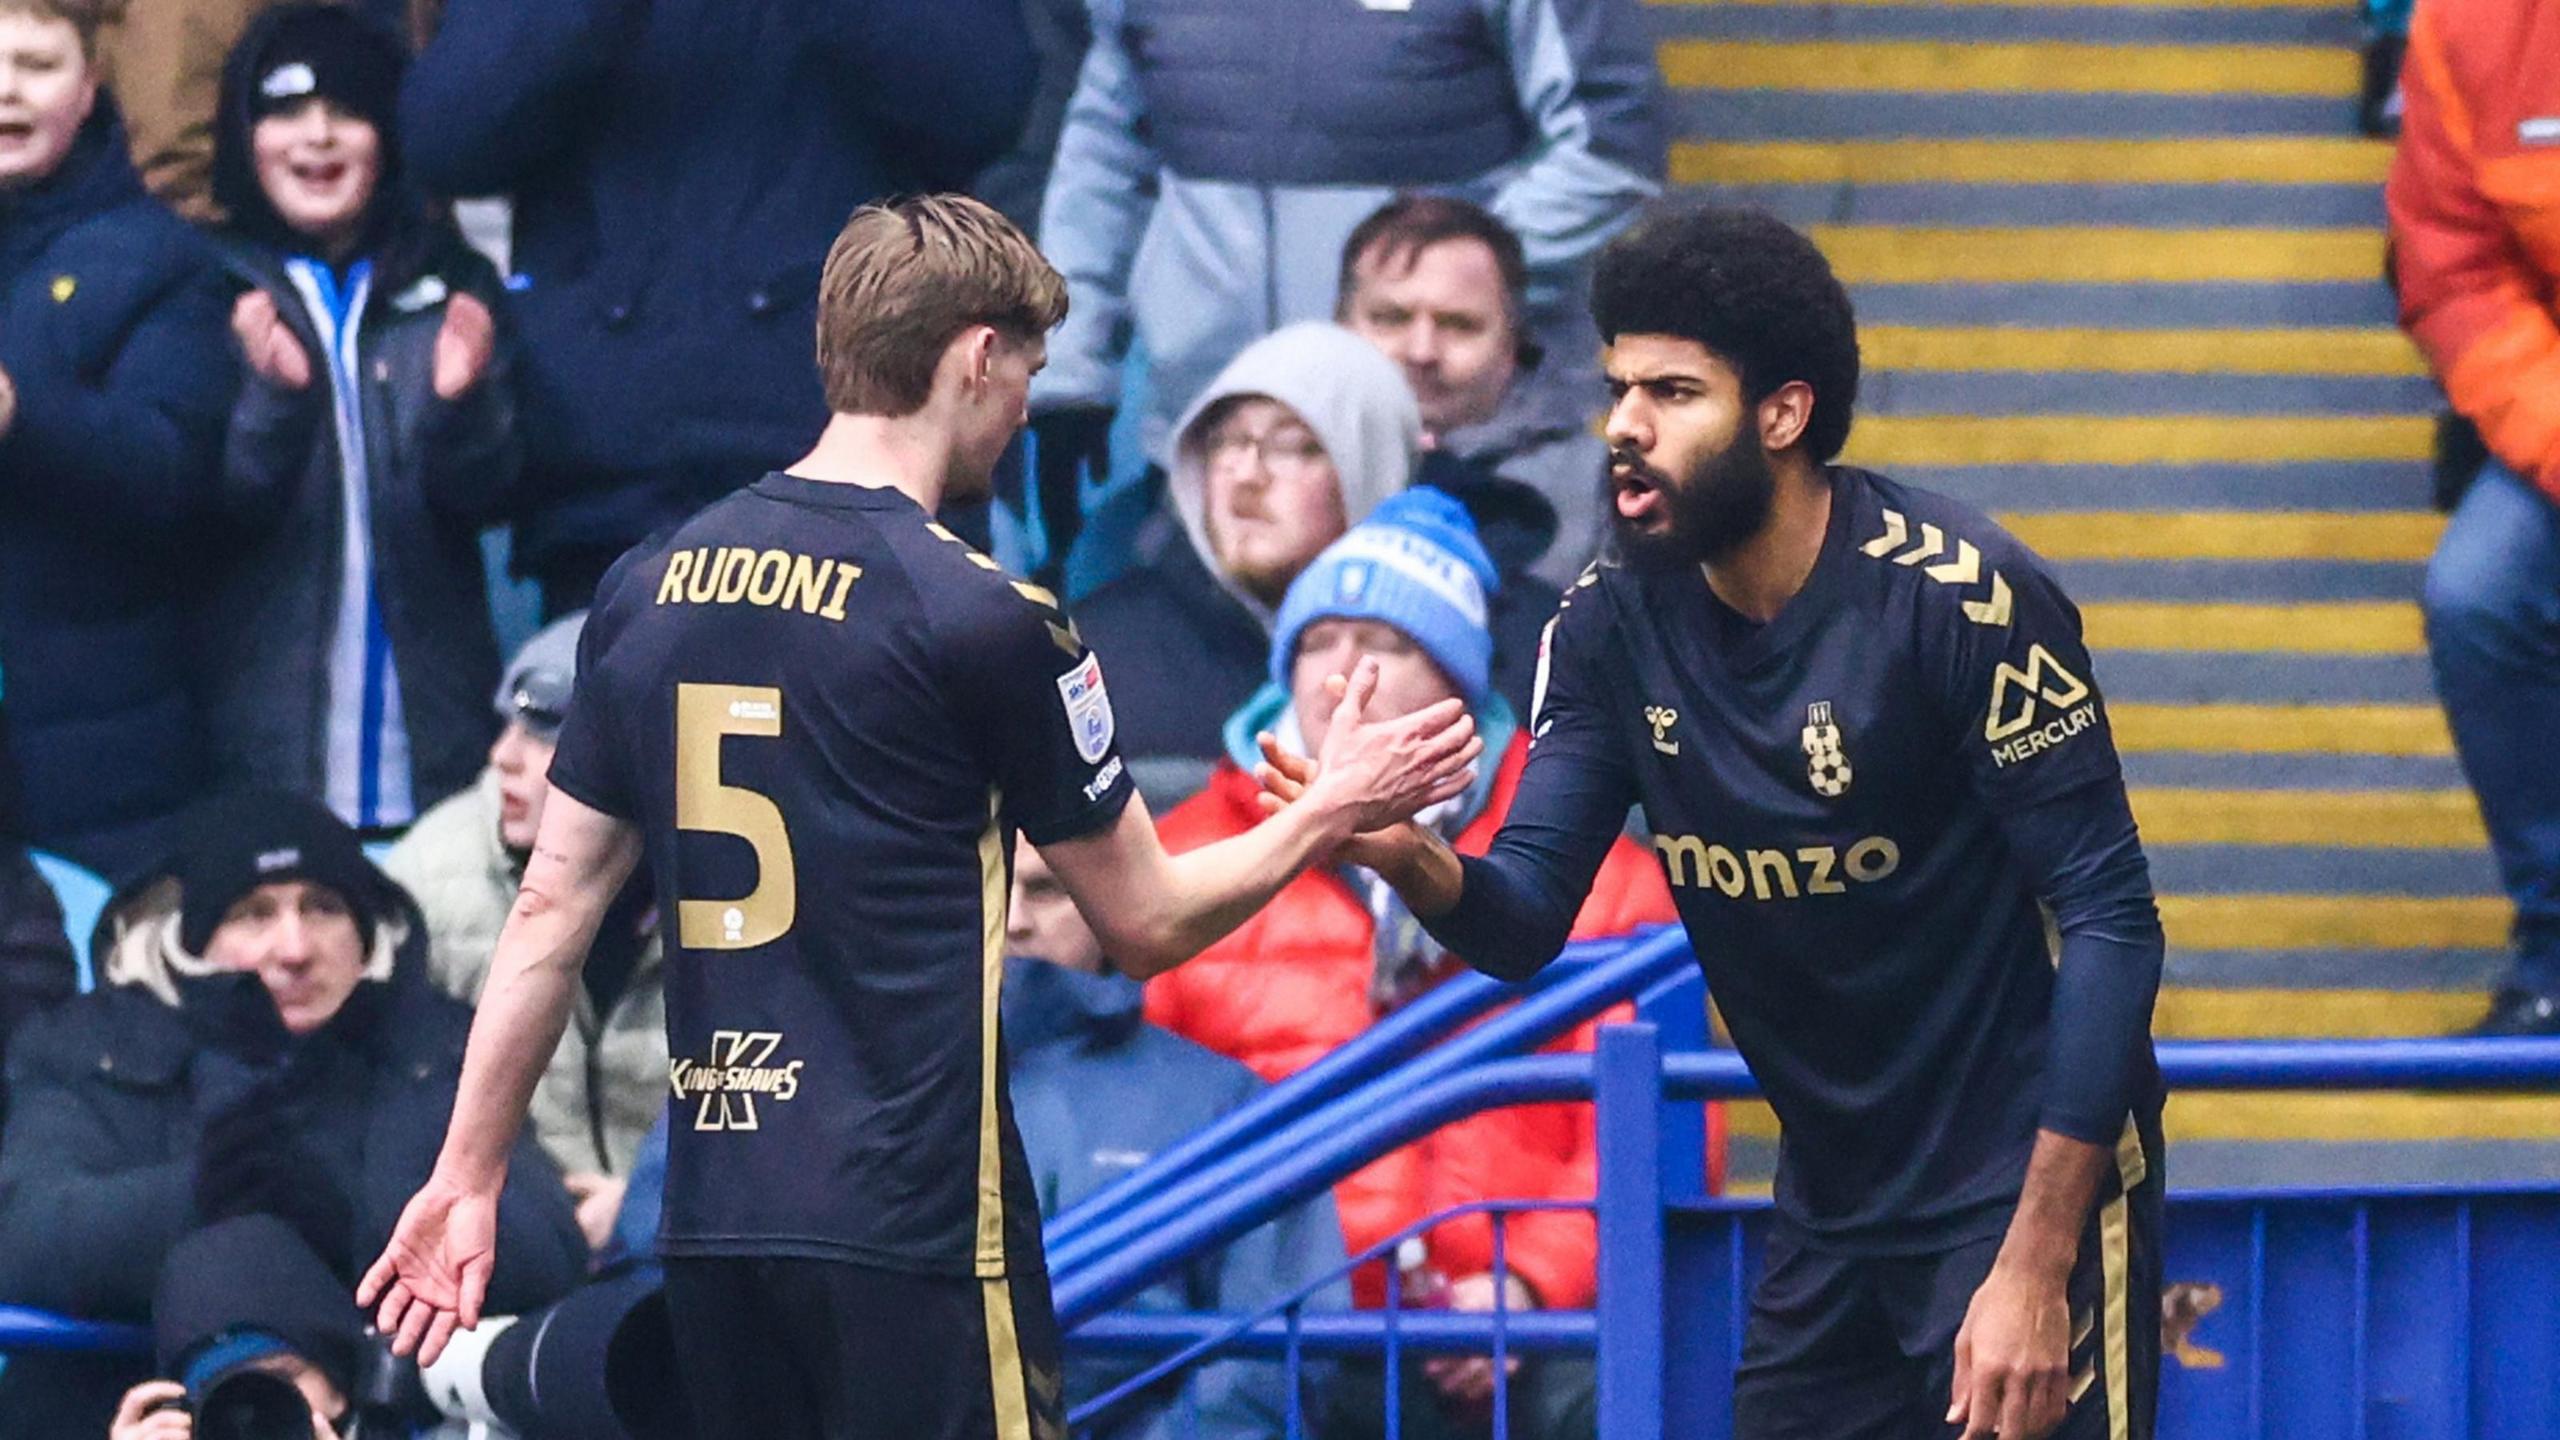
[547,473,1136,1276]
[1428,466,2162,1253]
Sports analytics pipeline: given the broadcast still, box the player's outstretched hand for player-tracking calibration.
[1302,657,1482,837]
[357,1170,498,1367]
[1253,730,1422,873]
[1947,1258,2072,1440]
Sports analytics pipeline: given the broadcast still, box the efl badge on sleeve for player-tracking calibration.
[1057,652,1117,764]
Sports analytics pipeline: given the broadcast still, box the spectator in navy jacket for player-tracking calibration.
[0,0,238,879]
[200,4,518,833]
[0,790,584,1437]
[397,0,1039,614]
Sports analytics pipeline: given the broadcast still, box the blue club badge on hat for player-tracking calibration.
[1272,489,1500,707]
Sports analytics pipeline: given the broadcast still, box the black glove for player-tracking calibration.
[1026,406,1114,589]
[192,1081,357,1276]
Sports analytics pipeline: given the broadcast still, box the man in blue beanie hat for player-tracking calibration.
[1150,489,1678,1439]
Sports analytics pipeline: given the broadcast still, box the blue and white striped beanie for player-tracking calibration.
[1271,489,1500,707]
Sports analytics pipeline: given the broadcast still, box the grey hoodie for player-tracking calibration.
[1165,322,1423,624]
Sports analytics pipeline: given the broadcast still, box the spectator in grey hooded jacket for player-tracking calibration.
[200,4,518,834]
[1071,323,1560,785]
[1005,838,1349,1440]
[1026,0,1661,505]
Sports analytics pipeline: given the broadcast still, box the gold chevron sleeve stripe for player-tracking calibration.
[976,791,1009,1275]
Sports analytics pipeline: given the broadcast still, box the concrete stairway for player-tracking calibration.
[1644,0,2554,1185]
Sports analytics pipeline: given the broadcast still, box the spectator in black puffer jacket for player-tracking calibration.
[0,790,585,1438]
[199,4,518,834]
[0,0,238,880]
[398,0,1039,615]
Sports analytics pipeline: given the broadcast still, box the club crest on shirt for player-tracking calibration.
[1803,701,1853,798]
[1057,652,1116,764]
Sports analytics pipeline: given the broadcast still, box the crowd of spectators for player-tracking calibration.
[0,0,1675,1433]
[3,0,2551,1426]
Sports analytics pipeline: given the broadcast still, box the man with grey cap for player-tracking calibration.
[385,613,666,1254]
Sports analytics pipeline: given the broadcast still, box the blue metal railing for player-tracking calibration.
[1048,926,1688,1261]
[1057,1021,2560,1440]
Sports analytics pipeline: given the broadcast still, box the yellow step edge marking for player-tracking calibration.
[2081,600,2422,654]
[1997,511,2443,562]
[1650,0,2339,12]
[2166,1092,2560,1142]
[1863,326,2426,377]
[1658,40,2356,98]
[1846,414,2430,467]
[2131,788,2486,849]
[2111,703,2452,756]
[2153,986,2490,1036]
[1810,225,2385,284]
[1674,138,2392,187]
[1727,1092,2560,1147]
[2159,895,2507,950]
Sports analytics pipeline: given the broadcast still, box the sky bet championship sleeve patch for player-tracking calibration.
[1056,652,1116,765]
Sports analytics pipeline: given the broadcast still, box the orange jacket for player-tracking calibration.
[1148,733,1693,1310]
[2386,0,2560,495]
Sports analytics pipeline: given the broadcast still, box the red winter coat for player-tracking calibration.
[2386,0,2560,494]
[1149,733,1704,1310]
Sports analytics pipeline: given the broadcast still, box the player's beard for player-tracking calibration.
[1610,429,1778,571]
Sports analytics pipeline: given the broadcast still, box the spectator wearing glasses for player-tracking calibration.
[385,612,665,1253]
[1073,322,1559,779]
[199,3,519,835]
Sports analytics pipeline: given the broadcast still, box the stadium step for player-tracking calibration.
[1648,0,2523,1186]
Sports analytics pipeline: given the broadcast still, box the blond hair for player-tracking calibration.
[815,194,1068,418]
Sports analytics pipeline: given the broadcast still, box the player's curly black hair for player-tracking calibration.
[1590,205,1861,463]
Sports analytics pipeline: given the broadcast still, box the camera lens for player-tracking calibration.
[194,1369,313,1440]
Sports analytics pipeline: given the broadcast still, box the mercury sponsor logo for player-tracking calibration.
[1990,703,2099,769]
[669,1030,804,1131]
[1984,645,2097,769]
[1652,834,1901,899]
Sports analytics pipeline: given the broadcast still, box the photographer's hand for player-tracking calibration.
[111,1381,191,1440]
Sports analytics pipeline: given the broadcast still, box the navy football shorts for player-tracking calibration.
[1733,1112,2164,1440]
[662,1256,1064,1440]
